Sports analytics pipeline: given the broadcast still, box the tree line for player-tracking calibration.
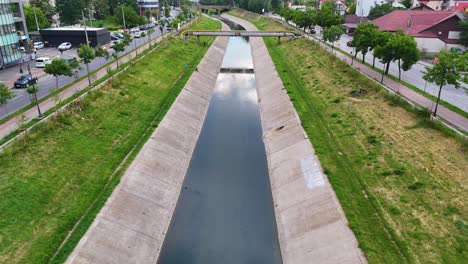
[23,0,195,29]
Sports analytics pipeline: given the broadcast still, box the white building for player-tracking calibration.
[356,0,406,17]
[137,0,159,14]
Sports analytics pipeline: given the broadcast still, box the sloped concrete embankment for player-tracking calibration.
[65,25,230,264]
[222,14,367,264]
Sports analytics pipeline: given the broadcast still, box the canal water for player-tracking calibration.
[157,26,282,264]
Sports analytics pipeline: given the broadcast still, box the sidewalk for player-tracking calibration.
[0,24,187,141]
[274,18,468,133]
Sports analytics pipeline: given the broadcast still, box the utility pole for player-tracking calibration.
[33,7,39,31]
[122,5,127,30]
[89,8,93,27]
[82,10,89,46]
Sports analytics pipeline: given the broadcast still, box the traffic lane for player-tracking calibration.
[0,26,166,119]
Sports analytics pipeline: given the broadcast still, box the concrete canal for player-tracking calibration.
[157,26,282,264]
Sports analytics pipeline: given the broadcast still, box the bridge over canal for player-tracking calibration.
[182,30,299,44]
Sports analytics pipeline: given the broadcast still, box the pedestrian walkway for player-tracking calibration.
[273,18,468,133]
[0,23,190,142]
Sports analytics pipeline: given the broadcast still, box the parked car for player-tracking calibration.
[110,39,122,48]
[129,27,140,33]
[33,41,44,49]
[18,46,26,52]
[348,32,353,36]
[58,42,72,51]
[134,31,142,38]
[35,57,51,68]
[14,75,38,88]
[110,34,120,40]
[347,40,354,47]
[309,27,316,34]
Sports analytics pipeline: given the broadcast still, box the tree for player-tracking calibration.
[78,44,96,86]
[112,42,126,69]
[56,0,85,25]
[423,50,466,117]
[280,8,294,23]
[164,4,171,18]
[95,45,109,64]
[26,84,42,118]
[0,84,15,114]
[460,20,468,48]
[293,9,315,31]
[353,23,378,63]
[398,35,419,80]
[368,3,400,20]
[23,5,50,31]
[92,0,110,19]
[401,0,412,8]
[44,59,73,90]
[171,18,181,29]
[370,30,390,68]
[323,25,344,51]
[347,2,356,14]
[113,5,146,28]
[147,28,155,48]
[30,0,55,22]
[316,3,343,29]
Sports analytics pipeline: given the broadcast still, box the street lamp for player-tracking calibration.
[119,3,127,30]
[82,10,90,46]
[32,7,40,31]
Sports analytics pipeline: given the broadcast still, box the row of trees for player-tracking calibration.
[352,23,419,80]
[25,0,194,29]
[280,3,343,32]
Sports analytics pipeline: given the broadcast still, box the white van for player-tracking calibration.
[35,57,51,68]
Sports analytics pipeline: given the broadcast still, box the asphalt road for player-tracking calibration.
[0,26,169,119]
[268,14,468,112]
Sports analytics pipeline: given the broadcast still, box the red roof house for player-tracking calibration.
[372,10,466,53]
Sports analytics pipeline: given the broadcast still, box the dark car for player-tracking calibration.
[347,40,354,47]
[14,75,38,88]
[309,27,316,34]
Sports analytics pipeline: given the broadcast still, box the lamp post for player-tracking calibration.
[121,4,127,30]
[32,7,39,31]
[82,10,90,46]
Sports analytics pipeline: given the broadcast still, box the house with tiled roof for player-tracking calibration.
[372,10,466,53]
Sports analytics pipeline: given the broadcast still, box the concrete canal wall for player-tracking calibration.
[222,14,367,264]
[65,24,230,264]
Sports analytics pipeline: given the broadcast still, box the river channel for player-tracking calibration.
[157,21,282,264]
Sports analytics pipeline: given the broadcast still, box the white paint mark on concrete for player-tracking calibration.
[301,156,325,189]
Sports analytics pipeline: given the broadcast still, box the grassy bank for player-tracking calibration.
[229,9,467,263]
[266,15,468,119]
[0,16,221,264]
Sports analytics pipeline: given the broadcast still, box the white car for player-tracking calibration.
[134,31,141,38]
[58,42,72,51]
[33,42,44,49]
[35,57,51,68]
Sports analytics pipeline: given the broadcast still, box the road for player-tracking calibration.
[267,14,468,112]
[0,8,181,119]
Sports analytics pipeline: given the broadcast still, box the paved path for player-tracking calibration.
[222,13,366,264]
[0,23,190,141]
[267,16,468,133]
[65,24,230,264]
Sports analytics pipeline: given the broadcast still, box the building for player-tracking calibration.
[372,10,466,53]
[0,0,28,69]
[137,0,159,14]
[356,0,406,17]
[335,0,347,15]
[39,27,110,47]
[411,0,451,10]
[343,14,368,33]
